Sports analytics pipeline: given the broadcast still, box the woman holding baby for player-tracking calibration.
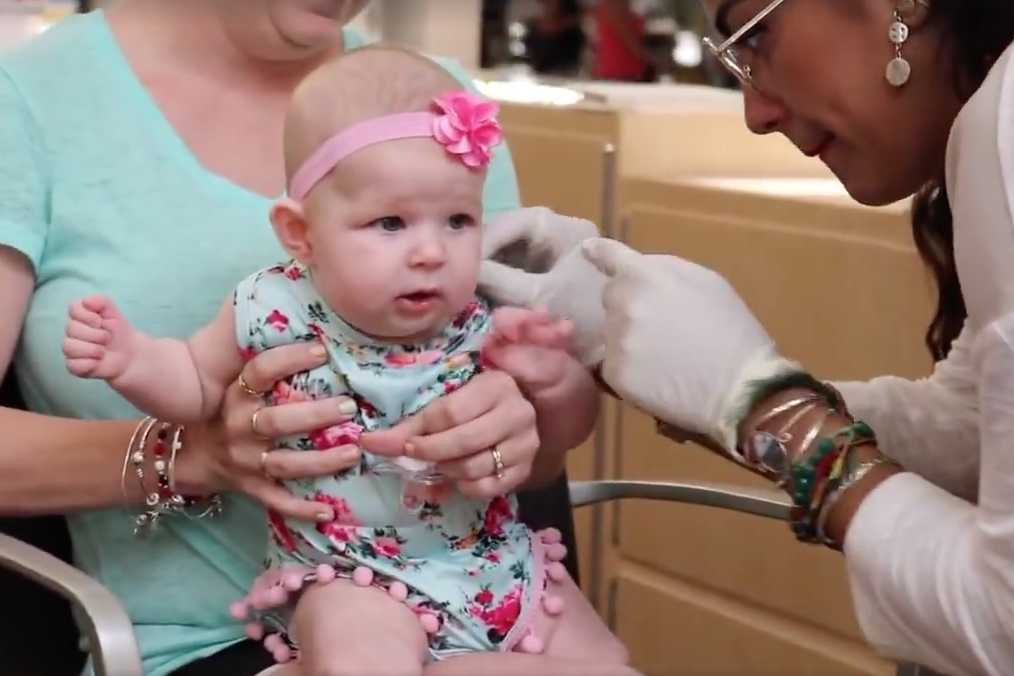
[2,1,1012,676]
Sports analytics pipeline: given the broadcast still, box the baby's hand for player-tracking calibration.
[63,295,137,381]
[483,307,574,394]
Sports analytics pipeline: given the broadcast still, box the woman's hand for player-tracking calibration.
[582,238,797,451]
[479,207,607,365]
[181,343,361,521]
[358,370,539,498]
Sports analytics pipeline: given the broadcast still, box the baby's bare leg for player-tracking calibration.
[536,573,630,665]
[289,580,429,676]
[426,653,640,676]
[428,573,640,676]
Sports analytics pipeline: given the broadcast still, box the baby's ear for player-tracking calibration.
[270,198,313,265]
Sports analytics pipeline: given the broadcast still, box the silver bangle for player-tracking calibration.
[816,455,897,549]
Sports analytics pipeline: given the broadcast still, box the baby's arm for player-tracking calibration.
[484,308,600,477]
[527,357,600,481]
[63,295,243,423]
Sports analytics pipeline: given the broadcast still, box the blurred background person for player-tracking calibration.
[523,0,587,76]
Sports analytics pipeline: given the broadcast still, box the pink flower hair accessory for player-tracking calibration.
[431,91,503,168]
[287,89,503,201]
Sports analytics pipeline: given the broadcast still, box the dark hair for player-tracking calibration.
[912,3,1014,360]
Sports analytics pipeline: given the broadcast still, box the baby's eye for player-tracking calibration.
[370,216,405,232]
[448,213,474,230]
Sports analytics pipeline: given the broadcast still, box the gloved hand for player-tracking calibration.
[479,207,607,365]
[582,237,800,452]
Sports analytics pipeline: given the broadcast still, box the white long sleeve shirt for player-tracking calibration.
[823,43,1014,676]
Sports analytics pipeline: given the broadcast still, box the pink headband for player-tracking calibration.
[288,90,503,201]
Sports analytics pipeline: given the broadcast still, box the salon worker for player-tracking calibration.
[0,1,601,675]
[478,0,1014,674]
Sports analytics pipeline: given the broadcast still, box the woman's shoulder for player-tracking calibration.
[0,12,120,133]
[0,12,106,88]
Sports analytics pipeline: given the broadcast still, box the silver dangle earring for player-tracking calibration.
[885,0,922,87]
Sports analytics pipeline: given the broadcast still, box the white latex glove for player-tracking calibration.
[479,207,607,365]
[582,237,800,452]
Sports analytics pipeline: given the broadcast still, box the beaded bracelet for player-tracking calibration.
[789,421,876,543]
[121,417,222,537]
[815,453,897,550]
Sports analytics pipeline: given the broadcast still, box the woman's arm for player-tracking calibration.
[0,248,162,515]
[742,323,1014,676]
[0,246,357,520]
[831,324,980,501]
[0,68,168,515]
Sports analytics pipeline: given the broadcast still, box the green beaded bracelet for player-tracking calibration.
[789,421,875,543]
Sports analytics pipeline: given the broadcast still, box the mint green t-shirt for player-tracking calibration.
[0,11,520,676]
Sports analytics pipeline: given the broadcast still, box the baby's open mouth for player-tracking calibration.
[399,290,439,302]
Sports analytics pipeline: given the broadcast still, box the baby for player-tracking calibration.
[62,46,632,676]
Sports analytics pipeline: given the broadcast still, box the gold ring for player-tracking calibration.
[237,374,262,397]
[259,450,271,477]
[250,410,270,439]
[490,448,505,480]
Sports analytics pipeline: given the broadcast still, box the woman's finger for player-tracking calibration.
[409,392,534,463]
[263,445,361,480]
[456,464,531,499]
[237,396,357,440]
[239,342,328,393]
[241,477,335,522]
[360,371,519,457]
[439,426,539,482]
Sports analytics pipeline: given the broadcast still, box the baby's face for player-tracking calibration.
[303,138,485,342]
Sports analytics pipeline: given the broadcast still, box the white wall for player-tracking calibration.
[375,0,481,68]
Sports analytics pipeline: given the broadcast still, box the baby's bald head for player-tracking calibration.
[283,45,464,183]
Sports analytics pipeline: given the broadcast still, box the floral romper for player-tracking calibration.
[232,261,550,659]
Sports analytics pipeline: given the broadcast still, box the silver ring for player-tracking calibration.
[490,448,505,480]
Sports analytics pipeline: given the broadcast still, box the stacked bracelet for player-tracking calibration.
[738,375,898,548]
[789,421,876,543]
[121,416,222,537]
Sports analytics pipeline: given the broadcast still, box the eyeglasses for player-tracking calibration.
[702,0,789,87]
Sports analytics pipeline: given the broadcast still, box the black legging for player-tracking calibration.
[172,473,579,675]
